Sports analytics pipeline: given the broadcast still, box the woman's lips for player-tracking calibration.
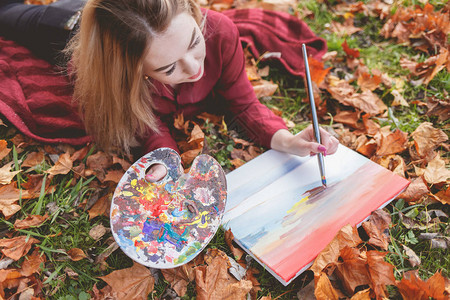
[188,67,202,80]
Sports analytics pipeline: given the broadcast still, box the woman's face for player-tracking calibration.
[143,12,206,86]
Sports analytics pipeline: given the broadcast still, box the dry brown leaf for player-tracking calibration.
[95,242,119,271]
[314,272,339,300]
[112,155,132,171]
[335,246,371,295]
[21,152,45,168]
[357,72,382,92]
[252,80,278,98]
[411,122,448,158]
[397,176,427,203]
[20,249,45,277]
[350,288,371,300]
[88,193,111,220]
[402,245,421,268]
[46,152,73,176]
[330,18,362,37]
[89,224,107,241]
[194,255,252,300]
[224,229,245,261]
[14,214,48,230]
[0,236,40,261]
[99,262,155,300]
[0,140,11,161]
[333,111,362,129]
[161,257,203,297]
[426,98,450,122]
[310,224,362,276]
[0,161,21,185]
[103,169,125,183]
[67,248,87,261]
[362,209,391,250]
[423,154,450,184]
[362,115,381,136]
[0,183,30,219]
[366,251,395,299]
[432,186,450,205]
[376,129,408,156]
[374,155,407,177]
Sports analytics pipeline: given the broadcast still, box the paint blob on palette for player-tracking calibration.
[110,148,227,268]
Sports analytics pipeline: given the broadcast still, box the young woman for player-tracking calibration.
[0,0,339,181]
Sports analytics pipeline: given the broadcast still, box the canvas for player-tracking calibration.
[222,144,410,285]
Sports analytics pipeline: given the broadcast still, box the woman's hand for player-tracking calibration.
[145,163,168,182]
[270,126,339,157]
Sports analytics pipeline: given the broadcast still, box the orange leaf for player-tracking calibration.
[396,270,447,300]
[310,224,362,276]
[333,110,362,129]
[366,251,395,299]
[357,72,382,92]
[397,176,427,203]
[335,246,371,294]
[423,154,450,184]
[103,169,125,183]
[308,57,331,85]
[314,272,339,300]
[14,214,48,230]
[88,193,111,220]
[67,248,87,261]
[161,257,202,297]
[361,210,391,250]
[0,236,40,261]
[0,183,31,219]
[46,152,73,176]
[252,80,278,98]
[376,129,408,156]
[330,18,362,37]
[21,152,44,168]
[342,40,360,58]
[432,186,450,205]
[0,140,11,161]
[20,249,45,277]
[99,262,155,299]
[350,288,371,300]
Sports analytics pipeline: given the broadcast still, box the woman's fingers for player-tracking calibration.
[145,163,168,182]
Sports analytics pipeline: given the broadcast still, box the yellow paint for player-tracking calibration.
[131,179,137,186]
[122,191,134,197]
[159,213,169,223]
[287,196,309,213]
[183,211,210,228]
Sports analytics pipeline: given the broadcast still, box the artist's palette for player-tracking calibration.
[110,148,227,268]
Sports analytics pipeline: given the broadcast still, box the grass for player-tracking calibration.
[0,0,449,299]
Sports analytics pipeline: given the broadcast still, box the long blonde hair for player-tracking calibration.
[66,0,202,154]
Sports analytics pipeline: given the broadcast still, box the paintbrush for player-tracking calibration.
[302,44,327,187]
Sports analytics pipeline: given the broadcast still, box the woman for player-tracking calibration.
[0,0,339,181]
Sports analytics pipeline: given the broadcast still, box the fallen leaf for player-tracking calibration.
[357,72,382,92]
[112,155,132,171]
[0,161,21,185]
[314,272,339,300]
[391,89,409,106]
[85,151,113,181]
[252,80,278,98]
[20,249,45,277]
[397,176,427,203]
[411,122,448,158]
[426,98,450,122]
[362,209,391,250]
[70,145,91,162]
[99,262,155,300]
[423,154,450,184]
[366,251,395,299]
[88,193,111,220]
[103,169,125,183]
[0,236,40,261]
[330,18,362,37]
[161,257,203,297]
[374,154,407,177]
[0,140,11,161]
[350,288,371,300]
[396,270,447,300]
[95,242,119,271]
[21,152,45,168]
[376,129,408,156]
[0,183,31,219]
[89,224,107,241]
[333,110,362,129]
[342,40,360,58]
[67,248,87,261]
[310,224,362,276]
[224,229,245,261]
[46,152,73,176]
[335,246,371,294]
[432,186,450,205]
[308,57,331,85]
[14,214,48,230]
[402,245,421,268]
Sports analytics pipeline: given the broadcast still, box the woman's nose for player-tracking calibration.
[180,55,198,75]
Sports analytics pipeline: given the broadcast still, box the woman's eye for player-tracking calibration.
[189,37,201,49]
[165,63,176,76]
